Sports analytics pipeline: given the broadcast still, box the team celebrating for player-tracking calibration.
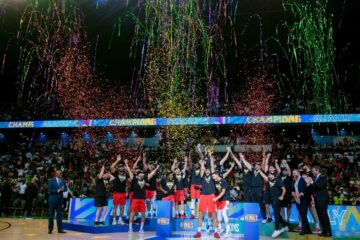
[90,144,331,238]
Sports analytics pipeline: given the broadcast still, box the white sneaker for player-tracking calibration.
[281,226,289,233]
[224,232,231,237]
[261,219,267,224]
[112,219,117,225]
[272,230,282,238]
[139,229,144,233]
[117,219,125,225]
[128,228,133,233]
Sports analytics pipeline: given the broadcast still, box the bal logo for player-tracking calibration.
[245,214,258,222]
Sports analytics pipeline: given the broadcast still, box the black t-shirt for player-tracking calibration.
[127,178,133,192]
[265,171,279,192]
[243,170,252,188]
[251,170,263,188]
[132,178,146,199]
[95,178,106,197]
[183,175,190,188]
[280,174,292,195]
[174,173,185,190]
[146,172,157,191]
[215,178,231,201]
[161,178,175,197]
[191,167,202,185]
[201,175,216,195]
[112,171,127,193]
[269,178,284,201]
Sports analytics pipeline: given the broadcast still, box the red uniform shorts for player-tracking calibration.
[162,195,175,206]
[191,184,201,199]
[199,194,216,213]
[129,192,134,204]
[175,190,185,202]
[131,199,146,213]
[113,192,126,205]
[216,200,228,210]
[145,190,156,200]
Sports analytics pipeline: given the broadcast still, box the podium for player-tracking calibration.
[156,201,172,237]
[244,203,260,240]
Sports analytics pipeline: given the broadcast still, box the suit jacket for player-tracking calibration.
[294,176,311,202]
[48,178,67,203]
[311,175,328,203]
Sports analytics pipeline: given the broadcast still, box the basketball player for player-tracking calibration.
[213,161,235,237]
[171,156,188,218]
[193,154,220,239]
[110,155,127,225]
[143,152,158,218]
[124,159,159,233]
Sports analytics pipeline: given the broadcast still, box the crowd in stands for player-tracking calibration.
[0,132,359,218]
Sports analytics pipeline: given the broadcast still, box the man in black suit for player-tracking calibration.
[306,166,332,237]
[292,169,312,235]
[47,170,67,234]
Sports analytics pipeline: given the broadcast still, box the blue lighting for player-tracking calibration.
[0,114,359,129]
[105,132,114,143]
[39,133,47,143]
[82,132,91,143]
[339,129,347,136]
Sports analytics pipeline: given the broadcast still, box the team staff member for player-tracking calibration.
[143,152,157,218]
[231,151,251,202]
[94,166,114,226]
[212,162,235,237]
[194,154,220,239]
[262,151,274,223]
[125,159,159,233]
[259,170,289,238]
[275,160,292,222]
[239,153,267,222]
[306,166,332,237]
[292,169,312,235]
[301,164,321,233]
[159,171,176,215]
[110,155,127,225]
[47,170,67,234]
[171,156,188,218]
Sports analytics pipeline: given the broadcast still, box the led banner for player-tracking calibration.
[1,114,360,129]
[68,198,360,237]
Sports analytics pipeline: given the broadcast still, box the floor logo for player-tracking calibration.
[157,218,170,225]
[245,214,258,222]
[180,221,194,230]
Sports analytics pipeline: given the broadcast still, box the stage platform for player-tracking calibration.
[63,216,248,234]
[62,216,359,239]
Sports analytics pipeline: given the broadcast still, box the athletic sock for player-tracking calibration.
[226,223,230,233]
[140,222,144,230]
[191,199,196,215]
